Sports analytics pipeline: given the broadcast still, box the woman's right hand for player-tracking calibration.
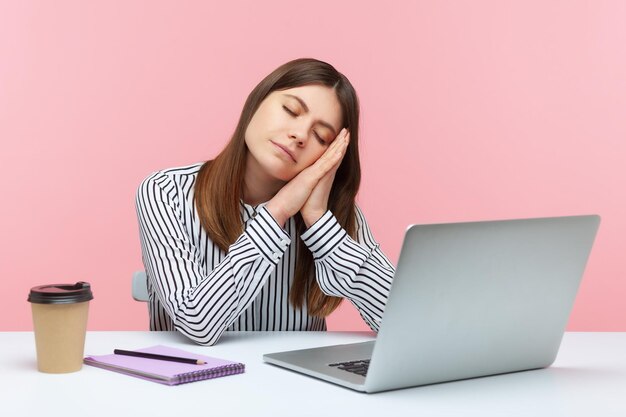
[265,128,349,227]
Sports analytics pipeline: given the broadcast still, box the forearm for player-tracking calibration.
[170,244,278,346]
[301,210,395,331]
[139,199,291,346]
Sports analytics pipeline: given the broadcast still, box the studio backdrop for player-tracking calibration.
[1,1,624,331]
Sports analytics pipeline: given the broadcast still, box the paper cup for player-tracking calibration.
[28,282,93,373]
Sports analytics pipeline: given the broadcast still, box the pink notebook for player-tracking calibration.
[84,345,245,385]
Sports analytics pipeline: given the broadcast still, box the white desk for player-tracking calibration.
[2,331,625,416]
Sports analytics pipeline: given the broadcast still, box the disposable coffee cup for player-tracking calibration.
[28,282,93,373]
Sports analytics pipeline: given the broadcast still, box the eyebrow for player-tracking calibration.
[283,94,338,136]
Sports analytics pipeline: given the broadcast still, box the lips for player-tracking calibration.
[270,141,297,163]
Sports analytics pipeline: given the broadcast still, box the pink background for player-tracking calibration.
[1,1,624,332]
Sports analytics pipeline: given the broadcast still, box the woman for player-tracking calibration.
[135,58,395,346]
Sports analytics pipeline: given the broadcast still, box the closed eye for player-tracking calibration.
[314,133,327,145]
[283,106,327,145]
[283,105,297,116]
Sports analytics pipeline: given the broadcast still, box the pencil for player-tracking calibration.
[113,349,206,365]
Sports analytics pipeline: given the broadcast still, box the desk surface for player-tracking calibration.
[2,331,626,417]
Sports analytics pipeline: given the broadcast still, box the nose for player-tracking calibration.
[288,123,309,147]
[289,130,307,147]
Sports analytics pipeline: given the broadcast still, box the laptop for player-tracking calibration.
[263,214,600,393]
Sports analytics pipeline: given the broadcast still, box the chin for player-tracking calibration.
[272,169,298,182]
[263,160,299,182]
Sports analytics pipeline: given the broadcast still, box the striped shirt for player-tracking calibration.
[135,162,396,346]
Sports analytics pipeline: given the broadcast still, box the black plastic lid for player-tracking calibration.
[28,282,94,304]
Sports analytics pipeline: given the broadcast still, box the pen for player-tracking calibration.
[113,349,207,365]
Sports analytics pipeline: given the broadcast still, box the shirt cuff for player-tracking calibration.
[301,210,348,260]
[244,205,291,265]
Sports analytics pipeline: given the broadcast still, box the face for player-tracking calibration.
[244,85,344,182]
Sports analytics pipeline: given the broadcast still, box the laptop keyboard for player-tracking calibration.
[328,359,370,377]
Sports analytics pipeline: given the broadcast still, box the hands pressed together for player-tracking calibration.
[266,128,350,228]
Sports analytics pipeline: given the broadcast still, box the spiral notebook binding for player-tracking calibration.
[176,363,245,384]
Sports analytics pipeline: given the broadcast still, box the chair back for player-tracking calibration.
[132,271,149,302]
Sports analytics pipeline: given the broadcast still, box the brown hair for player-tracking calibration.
[194,58,361,317]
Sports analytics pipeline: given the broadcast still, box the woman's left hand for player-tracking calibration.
[300,130,350,227]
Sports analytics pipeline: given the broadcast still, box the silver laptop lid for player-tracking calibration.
[365,214,600,392]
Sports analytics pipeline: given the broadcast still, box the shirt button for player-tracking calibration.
[280,238,289,248]
[271,252,280,260]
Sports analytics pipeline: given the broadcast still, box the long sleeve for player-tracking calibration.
[300,206,395,331]
[135,172,291,346]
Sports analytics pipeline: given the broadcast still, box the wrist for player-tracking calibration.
[265,201,288,227]
[302,210,326,229]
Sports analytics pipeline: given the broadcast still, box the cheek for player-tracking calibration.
[245,105,270,140]
[244,120,264,151]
